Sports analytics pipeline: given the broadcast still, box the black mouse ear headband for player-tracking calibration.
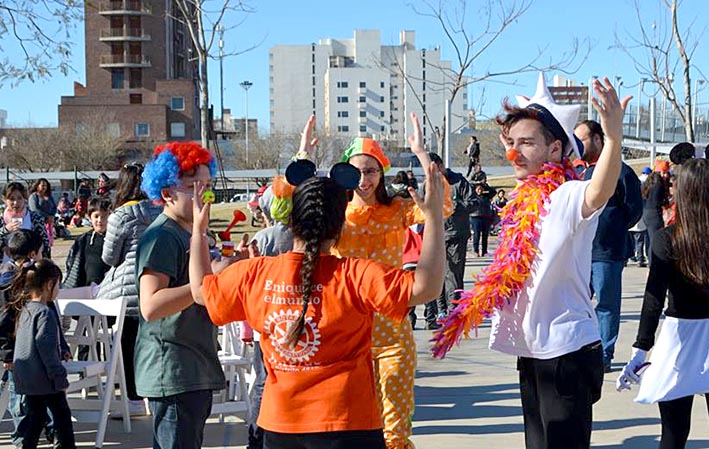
[669,142,696,165]
[285,159,361,190]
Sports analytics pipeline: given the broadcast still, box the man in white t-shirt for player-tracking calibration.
[489,74,631,449]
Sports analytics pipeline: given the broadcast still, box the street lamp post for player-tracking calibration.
[217,25,225,129]
[636,78,647,139]
[693,79,705,137]
[240,80,253,164]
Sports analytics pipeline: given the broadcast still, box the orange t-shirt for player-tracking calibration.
[201,252,415,433]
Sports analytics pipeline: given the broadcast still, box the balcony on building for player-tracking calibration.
[100,54,152,68]
[99,27,151,42]
[98,1,152,15]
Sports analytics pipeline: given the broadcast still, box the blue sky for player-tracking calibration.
[1,0,708,129]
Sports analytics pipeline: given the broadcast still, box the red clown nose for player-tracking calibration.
[505,148,519,162]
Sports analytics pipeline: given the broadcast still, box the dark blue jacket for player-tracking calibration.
[582,162,643,261]
[443,168,477,240]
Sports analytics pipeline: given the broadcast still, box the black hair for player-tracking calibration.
[285,177,348,347]
[3,182,28,200]
[29,178,53,197]
[391,170,409,185]
[428,152,444,166]
[114,163,146,207]
[578,119,605,145]
[6,259,63,330]
[5,230,43,262]
[88,198,112,216]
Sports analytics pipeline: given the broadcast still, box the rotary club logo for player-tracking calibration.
[264,309,321,363]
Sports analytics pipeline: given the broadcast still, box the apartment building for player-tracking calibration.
[58,0,199,155]
[270,30,468,148]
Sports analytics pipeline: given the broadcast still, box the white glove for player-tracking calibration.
[616,347,648,392]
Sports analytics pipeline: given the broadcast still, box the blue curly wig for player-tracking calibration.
[141,142,217,203]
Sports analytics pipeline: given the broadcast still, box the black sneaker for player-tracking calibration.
[425,322,441,330]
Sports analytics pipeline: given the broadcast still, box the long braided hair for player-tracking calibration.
[285,177,348,347]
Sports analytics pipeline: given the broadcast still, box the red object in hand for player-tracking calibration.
[218,209,247,241]
[505,148,519,162]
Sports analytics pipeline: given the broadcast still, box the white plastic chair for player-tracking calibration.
[56,298,130,448]
[211,321,252,420]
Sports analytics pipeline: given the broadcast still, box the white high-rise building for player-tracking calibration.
[0,110,7,129]
[269,30,467,148]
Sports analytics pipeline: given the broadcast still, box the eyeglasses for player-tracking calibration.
[356,168,381,178]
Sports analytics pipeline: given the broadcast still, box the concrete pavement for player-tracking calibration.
[1,244,707,448]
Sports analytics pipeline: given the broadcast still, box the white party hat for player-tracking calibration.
[516,73,582,159]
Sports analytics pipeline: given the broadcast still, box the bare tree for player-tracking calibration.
[0,0,82,85]
[62,111,125,170]
[170,0,258,148]
[387,0,587,157]
[615,0,704,142]
[0,126,68,171]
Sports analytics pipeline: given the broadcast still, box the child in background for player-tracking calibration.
[0,230,71,448]
[134,142,225,449]
[0,182,51,259]
[9,259,76,449]
[64,198,111,289]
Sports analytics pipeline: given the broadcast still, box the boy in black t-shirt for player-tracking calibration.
[64,198,111,289]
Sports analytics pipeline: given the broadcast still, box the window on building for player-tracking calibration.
[337,125,349,132]
[359,110,366,118]
[380,81,385,88]
[106,123,120,138]
[380,111,385,117]
[337,111,349,118]
[129,93,142,104]
[129,69,142,88]
[379,96,385,102]
[111,69,124,89]
[359,96,366,103]
[170,122,186,138]
[337,96,349,103]
[359,81,366,88]
[359,124,367,132]
[171,97,185,111]
[380,126,385,132]
[337,81,349,88]
[135,122,150,137]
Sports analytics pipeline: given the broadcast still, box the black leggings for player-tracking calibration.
[264,429,385,449]
[658,394,709,449]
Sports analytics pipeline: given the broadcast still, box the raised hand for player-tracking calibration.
[408,112,432,169]
[297,114,319,159]
[591,77,632,143]
[192,181,210,235]
[410,161,444,218]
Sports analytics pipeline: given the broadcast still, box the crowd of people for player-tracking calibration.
[0,73,706,449]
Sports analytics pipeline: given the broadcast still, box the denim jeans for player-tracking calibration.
[630,231,648,263]
[248,341,267,449]
[591,261,625,367]
[470,217,491,255]
[5,370,55,447]
[149,390,213,449]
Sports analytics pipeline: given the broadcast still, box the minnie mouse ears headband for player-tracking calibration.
[669,142,696,165]
[285,159,361,190]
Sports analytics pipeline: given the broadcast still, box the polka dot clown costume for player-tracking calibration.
[333,137,452,449]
